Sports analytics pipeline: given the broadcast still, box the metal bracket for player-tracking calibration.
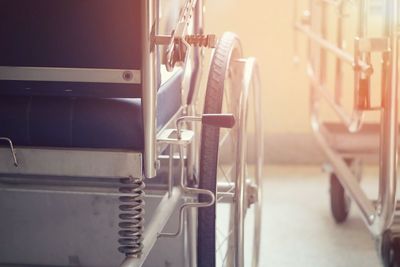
[246,179,258,207]
[156,113,235,238]
[353,37,389,110]
[157,142,215,239]
[157,128,195,146]
[154,34,217,48]
[154,34,217,71]
[157,118,214,238]
[153,0,217,71]
[0,137,18,167]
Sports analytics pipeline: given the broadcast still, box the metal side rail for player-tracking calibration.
[0,146,142,179]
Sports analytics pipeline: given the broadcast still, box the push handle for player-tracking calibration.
[202,114,235,128]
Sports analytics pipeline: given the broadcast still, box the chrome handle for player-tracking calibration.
[0,137,18,167]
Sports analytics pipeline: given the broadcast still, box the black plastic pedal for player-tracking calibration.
[202,114,235,128]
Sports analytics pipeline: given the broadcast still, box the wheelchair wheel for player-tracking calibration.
[381,230,400,267]
[330,172,351,223]
[197,32,262,267]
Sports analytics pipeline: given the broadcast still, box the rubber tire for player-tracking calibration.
[197,32,242,267]
[330,173,350,223]
[393,238,400,267]
[382,230,395,267]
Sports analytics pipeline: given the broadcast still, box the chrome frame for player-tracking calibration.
[0,66,141,84]
[294,0,399,238]
[142,0,159,179]
[233,57,263,267]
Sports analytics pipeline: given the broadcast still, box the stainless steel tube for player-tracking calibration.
[142,0,158,178]
[374,0,399,235]
[234,60,248,267]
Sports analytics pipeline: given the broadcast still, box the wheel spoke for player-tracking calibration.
[216,228,233,252]
[219,129,231,149]
[218,164,235,185]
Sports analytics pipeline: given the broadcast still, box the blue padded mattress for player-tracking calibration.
[0,71,182,150]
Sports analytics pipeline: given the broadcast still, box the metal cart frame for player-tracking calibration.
[294,0,400,265]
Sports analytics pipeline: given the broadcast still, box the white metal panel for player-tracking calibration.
[0,147,142,178]
[0,66,141,84]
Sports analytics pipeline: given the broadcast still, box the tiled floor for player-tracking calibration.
[261,165,382,267]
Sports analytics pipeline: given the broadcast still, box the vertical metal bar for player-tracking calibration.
[293,0,300,63]
[186,3,204,263]
[354,0,371,110]
[319,0,327,85]
[183,208,189,267]
[375,0,398,234]
[168,145,174,197]
[142,0,158,178]
[187,0,204,190]
[252,61,263,267]
[187,0,204,106]
[234,60,251,267]
[187,207,198,267]
[334,2,344,104]
[309,0,322,111]
[310,0,323,87]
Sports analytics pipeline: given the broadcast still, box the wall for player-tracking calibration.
[202,0,319,163]
[202,1,386,164]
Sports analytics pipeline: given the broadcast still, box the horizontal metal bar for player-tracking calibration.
[0,184,177,200]
[120,187,182,267]
[217,181,235,193]
[0,66,141,84]
[0,147,142,179]
[296,24,371,73]
[217,191,234,203]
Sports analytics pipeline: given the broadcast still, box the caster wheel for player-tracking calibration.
[382,230,394,267]
[330,173,351,223]
[381,230,400,267]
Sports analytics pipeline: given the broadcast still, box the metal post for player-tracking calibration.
[319,0,327,85]
[375,0,398,234]
[334,2,344,104]
[252,60,263,267]
[142,0,158,178]
[354,0,371,110]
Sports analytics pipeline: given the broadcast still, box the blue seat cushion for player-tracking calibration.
[0,71,182,150]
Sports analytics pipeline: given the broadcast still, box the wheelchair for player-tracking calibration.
[0,0,263,266]
[294,0,400,266]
